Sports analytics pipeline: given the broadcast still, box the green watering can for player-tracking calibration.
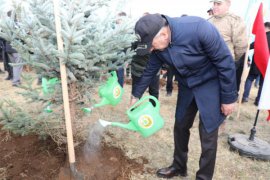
[82,71,123,113]
[99,96,164,137]
[42,77,59,113]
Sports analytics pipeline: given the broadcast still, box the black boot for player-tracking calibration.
[5,74,13,80]
[5,65,13,80]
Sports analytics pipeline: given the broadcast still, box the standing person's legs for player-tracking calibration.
[0,52,4,73]
[125,63,131,79]
[116,68,124,87]
[235,55,245,91]
[156,99,198,178]
[148,75,159,99]
[131,74,140,95]
[236,65,243,91]
[5,65,13,80]
[4,52,13,80]
[255,75,264,106]
[8,53,23,86]
[255,75,260,87]
[166,67,174,96]
[243,74,256,102]
[173,99,198,171]
[196,120,219,180]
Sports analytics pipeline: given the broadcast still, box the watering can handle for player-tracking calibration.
[42,77,59,95]
[128,95,160,112]
[110,71,117,79]
[99,71,117,88]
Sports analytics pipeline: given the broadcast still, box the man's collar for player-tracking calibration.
[213,12,229,18]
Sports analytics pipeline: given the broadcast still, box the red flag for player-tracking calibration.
[252,3,269,77]
[252,3,270,121]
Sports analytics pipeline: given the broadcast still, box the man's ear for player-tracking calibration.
[161,27,169,40]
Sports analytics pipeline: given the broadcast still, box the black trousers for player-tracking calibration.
[255,74,264,104]
[166,66,174,93]
[173,99,219,180]
[235,54,245,91]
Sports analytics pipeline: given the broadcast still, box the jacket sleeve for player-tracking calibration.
[132,53,162,98]
[198,21,238,104]
[232,17,248,61]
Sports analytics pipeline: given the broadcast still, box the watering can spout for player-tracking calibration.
[94,98,110,108]
[98,119,138,131]
[111,122,138,132]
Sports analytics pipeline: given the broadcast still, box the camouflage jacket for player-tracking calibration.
[208,12,248,61]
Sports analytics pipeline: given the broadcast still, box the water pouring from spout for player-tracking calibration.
[99,119,112,127]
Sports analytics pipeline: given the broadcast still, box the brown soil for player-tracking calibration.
[0,127,65,179]
[0,126,146,180]
[59,142,148,180]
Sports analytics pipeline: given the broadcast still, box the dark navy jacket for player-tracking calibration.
[133,16,238,133]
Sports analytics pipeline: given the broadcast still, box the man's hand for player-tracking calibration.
[130,95,139,106]
[221,103,236,116]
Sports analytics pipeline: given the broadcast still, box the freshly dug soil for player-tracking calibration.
[0,129,65,179]
[59,143,147,180]
[0,127,146,180]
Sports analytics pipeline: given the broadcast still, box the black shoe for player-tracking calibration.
[156,165,187,178]
[5,76,13,80]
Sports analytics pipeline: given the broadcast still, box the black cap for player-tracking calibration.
[135,14,165,51]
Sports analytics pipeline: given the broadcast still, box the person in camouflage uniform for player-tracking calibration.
[208,0,248,91]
